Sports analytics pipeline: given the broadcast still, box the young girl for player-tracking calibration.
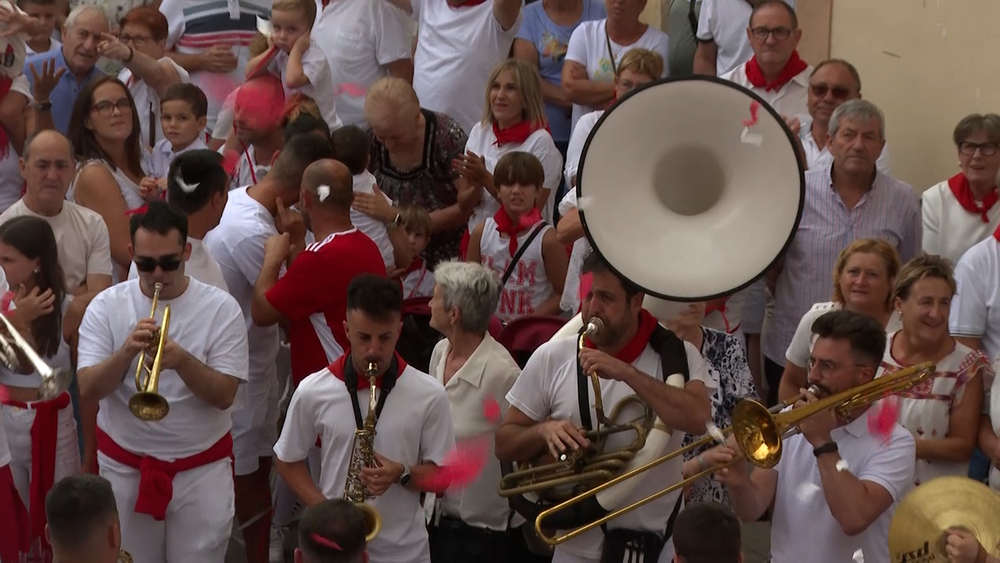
[467,151,567,322]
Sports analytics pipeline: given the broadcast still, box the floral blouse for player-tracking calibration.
[367,109,468,269]
[682,327,759,506]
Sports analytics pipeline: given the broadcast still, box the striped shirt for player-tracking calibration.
[763,165,922,364]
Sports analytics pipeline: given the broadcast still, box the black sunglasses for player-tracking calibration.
[133,256,182,273]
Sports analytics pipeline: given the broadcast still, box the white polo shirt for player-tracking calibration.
[149,137,209,179]
[950,236,1000,360]
[506,333,717,562]
[921,179,1000,266]
[274,361,456,563]
[720,61,811,118]
[428,334,520,531]
[785,301,902,368]
[770,412,914,563]
[128,238,228,292]
[695,0,797,76]
[799,115,892,177]
[77,278,249,460]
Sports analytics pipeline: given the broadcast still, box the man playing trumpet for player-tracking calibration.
[496,252,717,563]
[77,202,249,563]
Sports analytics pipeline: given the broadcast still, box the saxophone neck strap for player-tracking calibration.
[344,354,400,430]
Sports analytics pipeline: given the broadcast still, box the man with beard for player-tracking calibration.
[251,158,386,388]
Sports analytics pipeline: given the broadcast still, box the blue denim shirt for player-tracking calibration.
[25,48,105,134]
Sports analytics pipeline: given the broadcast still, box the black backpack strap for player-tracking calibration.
[500,222,548,287]
[648,324,690,384]
[576,331,594,431]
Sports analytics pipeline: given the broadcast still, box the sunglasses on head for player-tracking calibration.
[133,256,182,273]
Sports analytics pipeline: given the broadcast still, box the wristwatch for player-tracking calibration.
[399,465,412,486]
[813,441,839,458]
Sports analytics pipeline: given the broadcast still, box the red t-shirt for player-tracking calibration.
[266,229,386,385]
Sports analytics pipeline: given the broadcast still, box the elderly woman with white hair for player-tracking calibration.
[426,261,520,563]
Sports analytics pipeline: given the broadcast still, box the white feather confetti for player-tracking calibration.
[256,16,273,37]
[706,422,726,444]
[317,184,331,203]
[740,127,764,147]
[835,459,850,473]
[174,174,199,193]
[796,482,821,503]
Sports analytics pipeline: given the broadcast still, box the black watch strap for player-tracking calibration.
[813,441,839,457]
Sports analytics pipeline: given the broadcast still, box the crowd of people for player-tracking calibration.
[0,0,996,562]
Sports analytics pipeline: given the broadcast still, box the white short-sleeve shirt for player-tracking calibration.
[950,236,1000,360]
[921,179,1000,266]
[273,361,455,563]
[149,137,209,179]
[269,42,343,131]
[350,171,396,271]
[464,122,563,229]
[720,62,810,118]
[564,109,601,187]
[77,279,249,460]
[505,333,717,562]
[785,301,902,368]
[695,0,796,76]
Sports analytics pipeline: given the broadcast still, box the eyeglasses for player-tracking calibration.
[119,34,151,46]
[133,255,182,273]
[959,142,1000,156]
[750,26,792,40]
[809,84,852,100]
[91,98,132,116]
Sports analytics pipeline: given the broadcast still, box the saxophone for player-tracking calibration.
[343,361,383,542]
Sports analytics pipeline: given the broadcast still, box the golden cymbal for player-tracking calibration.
[889,476,1000,561]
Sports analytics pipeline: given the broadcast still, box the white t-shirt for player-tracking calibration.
[557,189,589,314]
[312,0,413,126]
[695,0,796,76]
[128,238,228,292]
[149,136,209,179]
[229,146,271,190]
[720,61,810,118]
[770,412,914,563]
[77,278,249,460]
[268,41,343,131]
[0,198,113,290]
[799,115,891,178]
[479,217,553,322]
[274,361,455,563]
[464,122,563,229]
[564,19,670,130]
[119,57,191,147]
[350,171,396,271]
[411,0,522,135]
[921,179,1000,266]
[785,301,902,368]
[0,75,30,214]
[0,295,72,388]
[950,236,1000,361]
[506,334,717,561]
[564,108,601,187]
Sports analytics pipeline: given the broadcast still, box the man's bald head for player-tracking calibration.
[303,159,353,209]
[23,130,74,163]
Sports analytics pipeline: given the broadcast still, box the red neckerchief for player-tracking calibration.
[584,309,658,365]
[0,76,13,159]
[492,120,547,147]
[494,206,543,256]
[744,51,808,92]
[704,299,727,316]
[404,257,424,276]
[327,351,407,389]
[948,172,998,224]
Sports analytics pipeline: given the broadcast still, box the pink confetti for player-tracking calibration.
[199,73,240,106]
[867,394,900,444]
[482,396,501,422]
[332,82,367,97]
[222,149,240,177]
[742,101,761,127]
[235,74,286,132]
[418,438,490,492]
[0,384,9,403]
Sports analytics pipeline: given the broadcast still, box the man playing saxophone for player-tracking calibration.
[274,274,455,563]
[710,310,915,563]
[77,202,250,563]
[496,252,717,563]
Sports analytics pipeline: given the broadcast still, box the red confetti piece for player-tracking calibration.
[198,73,239,107]
[0,384,9,403]
[482,396,501,423]
[418,437,490,492]
[332,82,367,98]
[742,101,761,127]
[222,149,240,177]
[867,394,900,444]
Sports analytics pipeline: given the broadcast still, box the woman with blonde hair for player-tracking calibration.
[453,58,563,248]
[777,238,902,401]
[881,254,988,486]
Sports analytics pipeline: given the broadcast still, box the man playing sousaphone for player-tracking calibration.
[496,251,716,563]
[77,202,249,563]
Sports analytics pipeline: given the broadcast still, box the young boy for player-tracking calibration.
[141,83,209,200]
[246,0,342,131]
[331,124,411,273]
[16,0,58,57]
[466,151,568,322]
[396,204,435,299]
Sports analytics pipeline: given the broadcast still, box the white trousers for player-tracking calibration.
[2,400,79,510]
[99,453,234,563]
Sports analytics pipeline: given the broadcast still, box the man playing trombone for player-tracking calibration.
[496,252,717,563]
[711,310,915,563]
[77,202,249,563]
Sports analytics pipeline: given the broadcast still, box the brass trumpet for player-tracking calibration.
[0,312,72,400]
[343,361,383,542]
[129,282,171,421]
[534,361,937,546]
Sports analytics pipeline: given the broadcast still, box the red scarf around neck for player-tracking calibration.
[404,257,424,276]
[492,120,547,147]
[745,51,808,92]
[494,206,543,256]
[584,309,658,365]
[949,172,999,224]
[328,351,407,389]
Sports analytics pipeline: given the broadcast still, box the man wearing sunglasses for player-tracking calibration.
[77,201,249,563]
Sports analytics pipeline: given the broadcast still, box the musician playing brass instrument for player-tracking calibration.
[274,275,456,563]
[711,310,916,563]
[77,203,249,563]
[496,252,716,563]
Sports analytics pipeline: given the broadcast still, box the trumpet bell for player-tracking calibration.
[731,400,782,468]
[129,391,170,422]
[38,367,73,401]
[355,502,382,542]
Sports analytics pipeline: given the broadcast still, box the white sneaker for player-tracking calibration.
[269,527,285,563]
